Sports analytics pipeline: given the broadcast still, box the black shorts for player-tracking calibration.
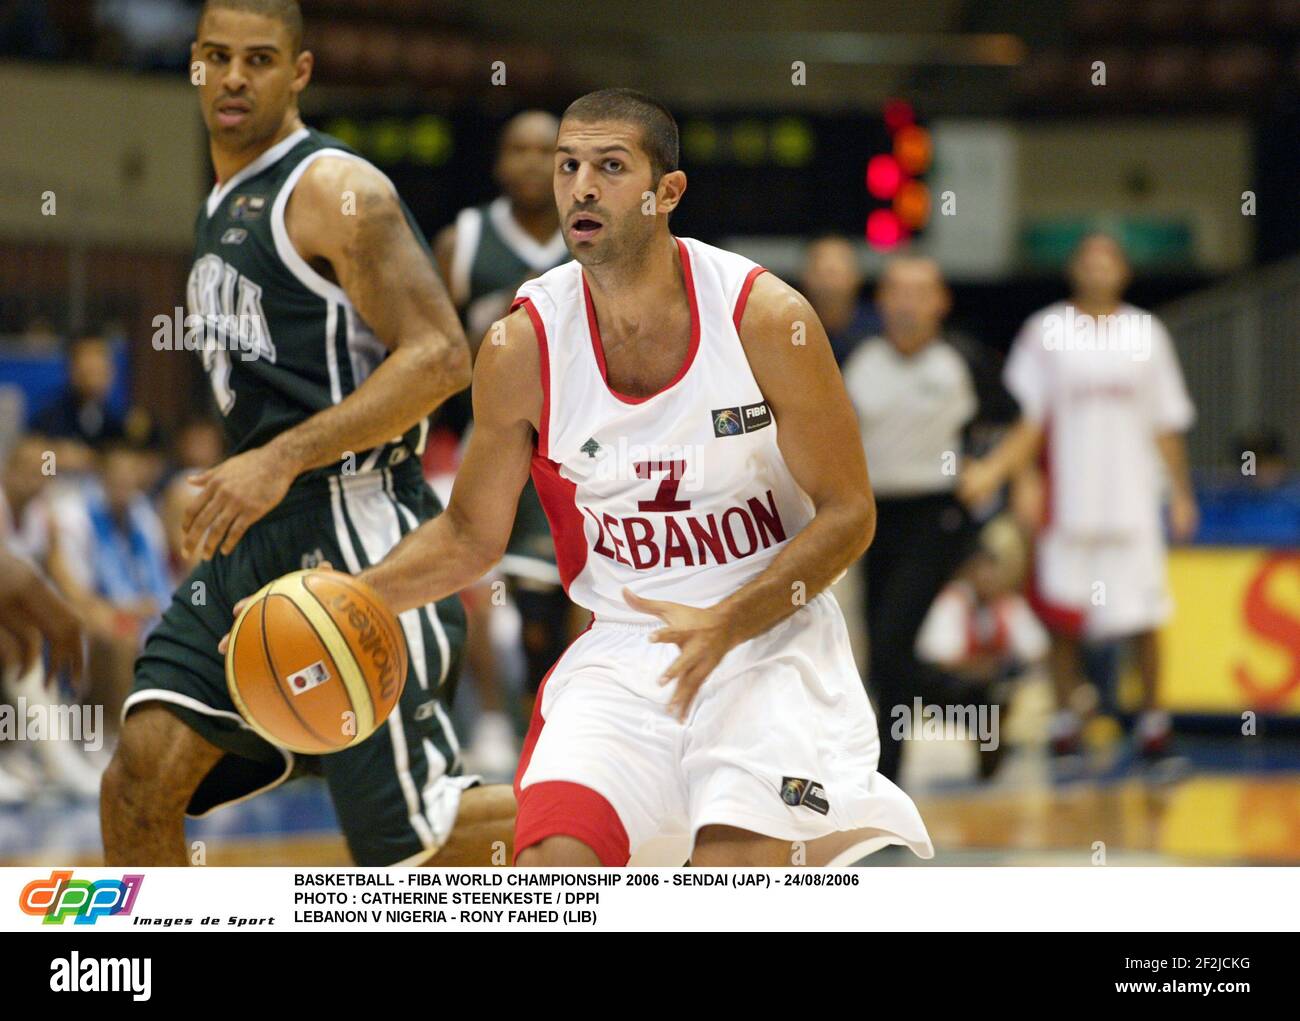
[128,462,469,865]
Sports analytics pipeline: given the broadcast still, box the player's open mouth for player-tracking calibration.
[216,99,252,127]
[569,216,603,241]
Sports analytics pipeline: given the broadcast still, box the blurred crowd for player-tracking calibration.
[0,0,202,69]
[0,333,223,802]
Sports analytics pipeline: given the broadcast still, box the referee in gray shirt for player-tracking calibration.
[843,257,1018,781]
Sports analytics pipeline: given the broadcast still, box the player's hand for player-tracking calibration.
[1169,489,1199,543]
[1010,469,1045,533]
[217,561,335,655]
[623,589,736,722]
[0,549,84,684]
[183,445,298,560]
[956,458,1003,509]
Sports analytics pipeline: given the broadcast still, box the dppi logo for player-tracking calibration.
[19,870,144,925]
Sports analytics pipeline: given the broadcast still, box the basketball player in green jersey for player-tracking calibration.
[434,111,569,340]
[101,0,515,866]
[433,112,581,738]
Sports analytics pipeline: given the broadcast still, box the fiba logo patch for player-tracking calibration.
[712,408,743,436]
[713,402,771,438]
[780,776,830,815]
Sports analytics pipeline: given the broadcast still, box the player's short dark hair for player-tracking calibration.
[199,0,304,52]
[562,88,679,182]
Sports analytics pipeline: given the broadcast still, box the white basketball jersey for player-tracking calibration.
[512,237,815,623]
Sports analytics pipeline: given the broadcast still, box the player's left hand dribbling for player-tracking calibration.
[182,445,298,560]
[623,589,735,722]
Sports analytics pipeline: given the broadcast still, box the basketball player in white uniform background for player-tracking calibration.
[960,233,1197,762]
[358,88,934,866]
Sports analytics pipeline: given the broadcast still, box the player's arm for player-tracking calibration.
[0,547,83,684]
[184,157,471,559]
[625,273,877,717]
[432,223,457,298]
[271,158,470,467]
[715,273,877,633]
[1156,431,1198,541]
[956,418,1044,508]
[357,308,541,614]
[956,319,1044,509]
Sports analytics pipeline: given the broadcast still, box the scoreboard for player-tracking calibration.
[316,104,932,247]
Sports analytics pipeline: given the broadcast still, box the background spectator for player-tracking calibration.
[799,235,880,368]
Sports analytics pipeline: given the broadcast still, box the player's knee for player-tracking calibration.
[106,704,220,814]
[516,834,602,867]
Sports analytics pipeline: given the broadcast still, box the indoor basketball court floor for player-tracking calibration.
[3,734,1296,867]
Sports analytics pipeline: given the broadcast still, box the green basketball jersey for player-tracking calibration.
[448,196,568,314]
[187,126,430,486]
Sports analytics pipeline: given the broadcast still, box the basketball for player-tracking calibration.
[224,569,408,754]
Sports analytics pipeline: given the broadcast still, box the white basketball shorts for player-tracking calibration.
[513,591,935,866]
[1033,528,1172,640]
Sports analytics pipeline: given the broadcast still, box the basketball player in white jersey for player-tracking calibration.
[356,89,933,866]
[960,233,1197,763]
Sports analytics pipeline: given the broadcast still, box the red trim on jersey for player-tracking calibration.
[529,454,588,594]
[515,781,630,866]
[1025,555,1086,638]
[512,620,627,865]
[732,265,768,333]
[581,237,700,405]
[513,617,594,800]
[1024,412,1085,635]
[511,296,550,459]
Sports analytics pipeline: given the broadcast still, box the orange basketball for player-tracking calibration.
[225,569,408,754]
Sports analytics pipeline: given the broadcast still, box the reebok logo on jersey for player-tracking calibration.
[413,700,437,721]
[712,402,770,437]
[220,228,248,245]
[780,776,830,815]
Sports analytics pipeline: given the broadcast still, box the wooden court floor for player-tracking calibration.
[5,772,1295,867]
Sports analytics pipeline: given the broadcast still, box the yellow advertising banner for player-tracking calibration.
[1161,548,1300,713]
